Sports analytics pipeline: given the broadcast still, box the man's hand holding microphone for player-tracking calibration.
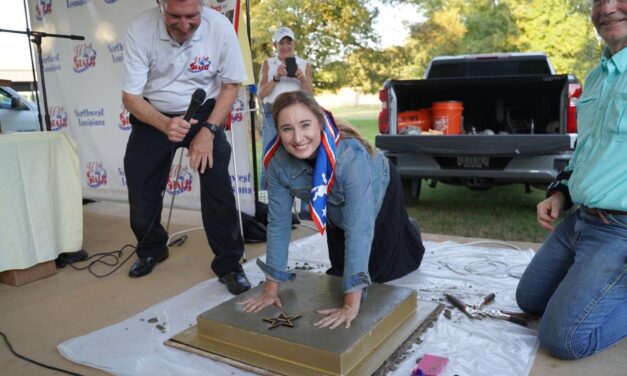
[165,89,218,174]
[167,117,197,143]
[167,88,206,143]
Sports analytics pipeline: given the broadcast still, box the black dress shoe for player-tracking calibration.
[219,268,251,295]
[128,251,169,278]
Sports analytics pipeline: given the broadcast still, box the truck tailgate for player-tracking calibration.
[375,134,574,157]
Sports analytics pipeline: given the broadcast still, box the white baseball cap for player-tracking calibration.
[273,27,295,43]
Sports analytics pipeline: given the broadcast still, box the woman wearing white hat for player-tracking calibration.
[258,26,314,189]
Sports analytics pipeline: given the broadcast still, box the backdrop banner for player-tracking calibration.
[27,0,255,215]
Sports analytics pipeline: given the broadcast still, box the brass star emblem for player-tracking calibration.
[262,312,302,329]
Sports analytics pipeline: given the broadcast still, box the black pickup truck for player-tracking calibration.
[375,52,581,203]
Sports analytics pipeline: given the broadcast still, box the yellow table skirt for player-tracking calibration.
[0,132,82,272]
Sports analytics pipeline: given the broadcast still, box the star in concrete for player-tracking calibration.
[263,312,302,329]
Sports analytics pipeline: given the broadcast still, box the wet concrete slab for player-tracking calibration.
[169,271,440,375]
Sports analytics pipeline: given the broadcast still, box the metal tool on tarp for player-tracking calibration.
[480,309,532,327]
[467,292,496,310]
[444,293,536,326]
[479,292,496,309]
[444,293,485,319]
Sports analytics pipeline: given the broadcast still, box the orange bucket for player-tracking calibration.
[432,101,463,134]
[397,109,431,133]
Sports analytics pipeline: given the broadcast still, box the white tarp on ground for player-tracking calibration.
[58,235,539,376]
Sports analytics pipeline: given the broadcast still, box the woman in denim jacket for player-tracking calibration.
[242,91,425,329]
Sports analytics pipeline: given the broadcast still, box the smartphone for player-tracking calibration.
[285,57,297,77]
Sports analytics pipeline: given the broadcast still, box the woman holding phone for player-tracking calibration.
[258,26,314,189]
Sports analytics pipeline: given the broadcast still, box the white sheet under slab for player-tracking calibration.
[58,235,539,376]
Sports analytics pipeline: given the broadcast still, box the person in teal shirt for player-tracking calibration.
[516,0,627,360]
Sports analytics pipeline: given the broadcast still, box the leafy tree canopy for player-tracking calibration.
[249,0,378,84]
[249,0,602,92]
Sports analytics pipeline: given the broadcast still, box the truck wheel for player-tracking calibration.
[402,178,421,205]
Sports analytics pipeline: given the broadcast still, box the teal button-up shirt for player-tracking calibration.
[566,47,627,211]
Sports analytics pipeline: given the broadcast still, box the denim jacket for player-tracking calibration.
[257,137,390,293]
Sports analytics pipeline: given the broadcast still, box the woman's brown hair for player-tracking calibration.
[271,91,375,155]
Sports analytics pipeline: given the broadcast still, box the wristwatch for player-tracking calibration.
[546,180,569,198]
[546,180,573,210]
[202,123,220,135]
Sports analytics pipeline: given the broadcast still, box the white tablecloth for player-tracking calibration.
[0,132,82,272]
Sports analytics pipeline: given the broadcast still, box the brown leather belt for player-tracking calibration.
[582,206,627,218]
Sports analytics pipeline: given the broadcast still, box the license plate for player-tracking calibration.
[457,156,490,168]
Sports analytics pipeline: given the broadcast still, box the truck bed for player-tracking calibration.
[375,134,574,157]
[387,74,570,134]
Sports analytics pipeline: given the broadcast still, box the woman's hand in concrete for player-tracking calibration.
[314,290,361,329]
[240,280,282,313]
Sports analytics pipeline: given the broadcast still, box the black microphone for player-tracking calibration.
[183,89,206,122]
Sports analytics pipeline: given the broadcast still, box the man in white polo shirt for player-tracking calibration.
[121,0,251,295]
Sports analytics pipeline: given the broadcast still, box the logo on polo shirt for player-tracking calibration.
[50,106,68,131]
[188,56,211,73]
[118,105,131,130]
[86,162,108,188]
[167,165,193,195]
[73,43,97,73]
[34,0,52,21]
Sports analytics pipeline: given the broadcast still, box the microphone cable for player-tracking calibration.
[69,92,206,277]
[0,331,83,376]
[0,103,202,376]
[69,145,175,278]
[11,145,181,376]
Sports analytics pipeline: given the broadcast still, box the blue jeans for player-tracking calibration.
[516,208,627,359]
[260,103,276,190]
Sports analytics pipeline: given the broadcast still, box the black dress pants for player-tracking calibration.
[326,163,425,283]
[123,100,244,277]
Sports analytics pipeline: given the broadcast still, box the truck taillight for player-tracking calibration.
[378,89,389,134]
[567,84,582,133]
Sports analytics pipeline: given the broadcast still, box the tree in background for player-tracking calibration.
[402,4,467,78]
[249,0,602,92]
[249,0,378,88]
[396,0,600,82]
[342,46,410,93]
[462,0,519,53]
[510,0,601,81]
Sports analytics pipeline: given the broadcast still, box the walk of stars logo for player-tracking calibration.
[73,43,97,73]
[188,56,210,73]
[34,0,52,21]
[86,162,107,188]
[262,312,302,329]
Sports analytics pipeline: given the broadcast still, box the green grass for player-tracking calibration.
[252,104,554,243]
[330,104,380,120]
[406,184,552,243]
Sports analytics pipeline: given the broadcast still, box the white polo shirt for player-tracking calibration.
[261,56,309,104]
[123,7,247,113]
